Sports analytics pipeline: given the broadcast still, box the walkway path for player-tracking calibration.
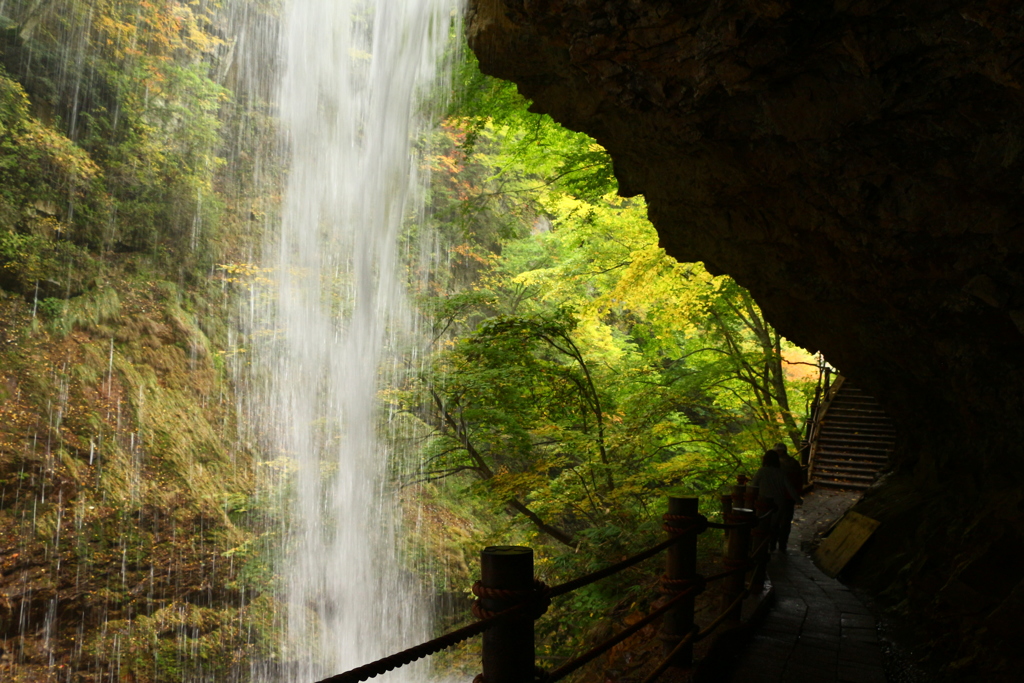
[726,490,887,683]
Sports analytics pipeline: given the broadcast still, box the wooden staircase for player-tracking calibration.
[809,379,895,490]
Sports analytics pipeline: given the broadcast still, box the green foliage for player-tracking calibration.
[0,70,111,245]
[404,51,817,659]
[449,52,616,202]
[2,0,232,260]
[0,227,103,297]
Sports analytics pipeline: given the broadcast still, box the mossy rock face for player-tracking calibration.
[0,268,273,680]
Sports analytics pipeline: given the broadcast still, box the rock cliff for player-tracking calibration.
[468,0,1024,676]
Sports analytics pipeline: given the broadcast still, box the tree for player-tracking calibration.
[403,56,815,555]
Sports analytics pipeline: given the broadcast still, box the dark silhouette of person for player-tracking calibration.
[752,449,802,552]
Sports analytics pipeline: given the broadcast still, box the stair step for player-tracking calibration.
[828,403,888,413]
[824,421,895,430]
[825,413,893,423]
[811,454,884,464]
[819,430,895,441]
[814,467,880,480]
[812,468,877,480]
[815,440,897,450]
[819,446,892,456]
[815,448,888,458]
[820,430,896,442]
[813,465,873,475]
[815,462,886,472]
[827,421,891,429]
[814,459,884,470]
[813,478,872,491]
[825,410,894,420]
[829,396,886,406]
[827,412,889,421]
[815,448,891,458]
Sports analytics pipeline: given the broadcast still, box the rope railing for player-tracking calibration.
[314,477,778,683]
[542,585,701,683]
[314,602,531,683]
[547,522,702,600]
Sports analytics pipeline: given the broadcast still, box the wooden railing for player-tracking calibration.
[806,371,845,482]
[317,485,775,683]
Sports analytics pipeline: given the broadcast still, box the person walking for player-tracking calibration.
[774,442,804,553]
[751,449,802,552]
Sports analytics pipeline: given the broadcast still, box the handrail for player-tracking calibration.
[314,478,777,683]
[547,522,701,600]
[542,584,701,683]
[806,373,846,481]
[314,601,531,683]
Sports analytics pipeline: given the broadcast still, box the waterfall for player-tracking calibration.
[258,0,459,679]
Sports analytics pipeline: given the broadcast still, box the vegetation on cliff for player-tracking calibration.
[0,1,278,680]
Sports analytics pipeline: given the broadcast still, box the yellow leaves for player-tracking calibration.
[216,262,274,286]
[14,125,102,185]
[217,261,265,277]
[95,0,223,62]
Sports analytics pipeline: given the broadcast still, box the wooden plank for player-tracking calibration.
[814,511,880,577]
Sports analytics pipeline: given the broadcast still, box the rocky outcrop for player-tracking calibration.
[468,1,1024,677]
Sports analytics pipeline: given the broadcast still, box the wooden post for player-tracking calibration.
[480,546,535,683]
[723,507,754,624]
[720,494,733,553]
[660,496,699,668]
[720,493,733,517]
[731,479,747,509]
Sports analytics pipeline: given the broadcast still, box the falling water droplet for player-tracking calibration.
[106,338,114,399]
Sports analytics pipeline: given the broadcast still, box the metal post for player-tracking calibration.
[480,546,535,683]
[723,508,753,624]
[660,496,699,668]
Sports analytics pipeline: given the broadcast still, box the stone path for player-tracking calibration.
[726,490,887,683]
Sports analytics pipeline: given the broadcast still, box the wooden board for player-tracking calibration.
[814,511,880,577]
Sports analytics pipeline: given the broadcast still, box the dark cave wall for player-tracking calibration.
[468,0,1024,673]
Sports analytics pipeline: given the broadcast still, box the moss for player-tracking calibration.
[46,284,121,336]
[84,602,273,683]
[0,5,281,676]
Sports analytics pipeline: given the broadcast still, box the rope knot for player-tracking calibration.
[659,573,706,596]
[471,579,550,620]
[661,513,709,536]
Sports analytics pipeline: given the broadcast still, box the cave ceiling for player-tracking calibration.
[467,0,1024,482]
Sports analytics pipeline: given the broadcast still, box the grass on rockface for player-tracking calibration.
[0,259,276,682]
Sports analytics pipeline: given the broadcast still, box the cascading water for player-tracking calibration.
[258,0,460,679]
